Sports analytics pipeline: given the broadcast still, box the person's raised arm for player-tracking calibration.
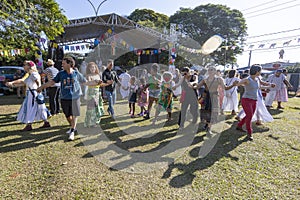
[235,78,249,87]
[37,80,55,92]
[283,79,293,88]
[6,78,24,87]
[5,73,29,87]
[193,79,206,89]
[258,77,275,88]
[173,75,184,89]
[220,77,238,90]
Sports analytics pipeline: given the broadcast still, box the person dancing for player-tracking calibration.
[137,77,149,116]
[235,65,275,141]
[84,62,105,127]
[128,76,139,118]
[6,61,51,131]
[153,71,175,123]
[38,57,87,141]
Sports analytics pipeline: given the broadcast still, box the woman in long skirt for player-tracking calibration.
[197,67,237,136]
[222,70,240,115]
[236,82,273,125]
[6,61,51,131]
[84,62,105,127]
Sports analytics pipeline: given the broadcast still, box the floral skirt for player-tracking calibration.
[84,88,104,127]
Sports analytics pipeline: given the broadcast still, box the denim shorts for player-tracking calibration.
[149,89,160,98]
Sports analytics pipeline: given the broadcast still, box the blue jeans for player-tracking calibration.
[105,90,116,115]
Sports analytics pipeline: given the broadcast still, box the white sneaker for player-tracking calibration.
[68,131,75,141]
[66,129,76,134]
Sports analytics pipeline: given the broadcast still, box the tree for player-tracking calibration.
[0,0,68,49]
[170,4,247,66]
[286,63,300,73]
[128,9,169,31]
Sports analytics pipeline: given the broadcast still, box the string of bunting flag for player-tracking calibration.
[62,27,175,56]
[63,44,90,51]
[60,27,222,57]
[0,38,47,57]
[245,37,300,51]
[0,48,30,57]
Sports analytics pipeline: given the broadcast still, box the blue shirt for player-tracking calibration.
[53,70,87,100]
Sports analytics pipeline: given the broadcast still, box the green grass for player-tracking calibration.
[0,95,299,199]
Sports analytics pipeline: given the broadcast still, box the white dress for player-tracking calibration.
[238,89,273,123]
[119,72,131,99]
[173,73,182,97]
[265,74,287,106]
[222,77,240,112]
[17,72,49,124]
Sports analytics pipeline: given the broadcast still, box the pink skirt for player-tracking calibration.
[275,88,288,102]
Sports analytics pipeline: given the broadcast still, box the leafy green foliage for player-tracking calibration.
[128,9,169,31]
[170,4,247,66]
[0,0,68,49]
[0,51,37,66]
[286,63,300,73]
[114,51,138,67]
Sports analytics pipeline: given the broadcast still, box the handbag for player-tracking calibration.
[29,88,45,105]
[35,93,45,104]
[198,78,215,105]
[198,92,206,104]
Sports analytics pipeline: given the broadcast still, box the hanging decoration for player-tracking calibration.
[279,49,285,59]
[0,48,27,57]
[244,37,300,51]
[269,43,276,48]
[35,50,43,69]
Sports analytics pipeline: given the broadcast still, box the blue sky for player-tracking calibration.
[55,0,300,67]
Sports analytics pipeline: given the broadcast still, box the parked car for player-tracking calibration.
[0,66,25,95]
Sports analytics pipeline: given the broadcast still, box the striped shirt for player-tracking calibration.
[44,66,60,87]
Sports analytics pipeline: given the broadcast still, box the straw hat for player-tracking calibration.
[46,59,55,66]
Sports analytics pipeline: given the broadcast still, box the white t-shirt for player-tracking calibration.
[119,72,131,89]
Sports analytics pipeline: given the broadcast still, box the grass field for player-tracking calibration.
[0,94,299,199]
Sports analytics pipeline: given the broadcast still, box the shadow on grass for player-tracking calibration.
[268,134,300,151]
[290,106,300,110]
[80,113,199,172]
[0,95,25,105]
[0,125,68,153]
[0,113,18,124]
[162,123,250,188]
[267,108,284,116]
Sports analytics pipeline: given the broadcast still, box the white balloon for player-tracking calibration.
[201,35,223,55]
